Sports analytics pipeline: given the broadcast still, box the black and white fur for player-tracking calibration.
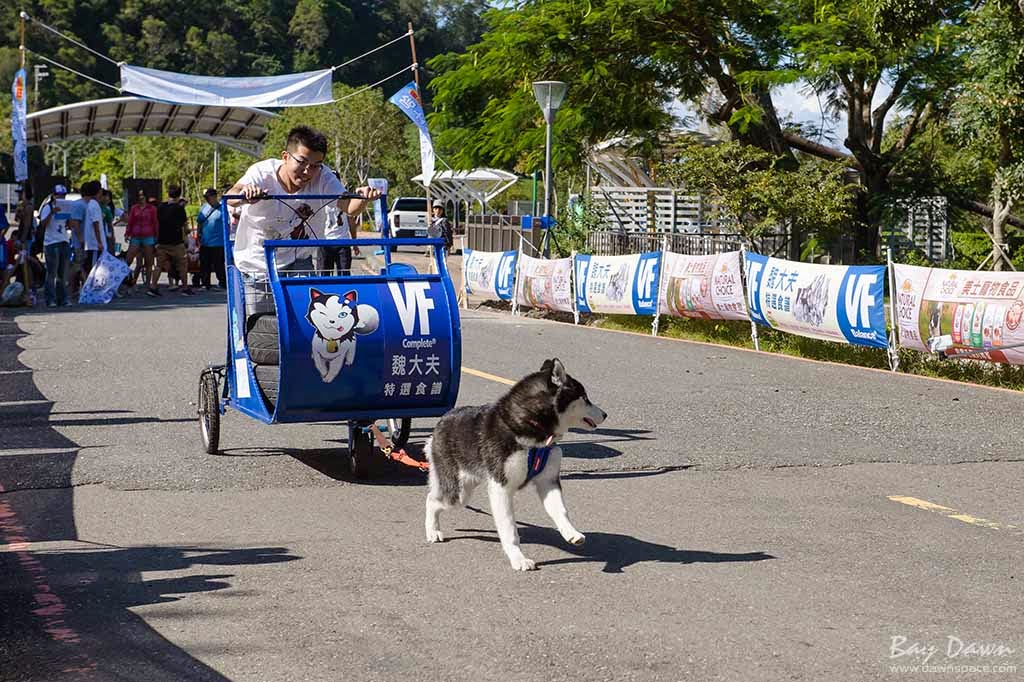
[424,358,607,571]
[305,289,379,383]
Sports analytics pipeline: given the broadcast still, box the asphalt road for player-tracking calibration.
[1,253,1022,681]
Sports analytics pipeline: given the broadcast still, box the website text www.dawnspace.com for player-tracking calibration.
[889,664,1018,675]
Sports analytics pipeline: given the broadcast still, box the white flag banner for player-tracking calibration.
[515,254,574,312]
[121,64,334,107]
[893,263,1024,363]
[659,251,748,321]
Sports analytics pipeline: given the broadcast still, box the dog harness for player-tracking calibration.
[526,444,554,482]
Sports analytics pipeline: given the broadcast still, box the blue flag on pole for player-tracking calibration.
[12,68,28,182]
[388,81,435,185]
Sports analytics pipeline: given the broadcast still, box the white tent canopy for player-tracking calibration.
[411,168,519,213]
[26,96,275,156]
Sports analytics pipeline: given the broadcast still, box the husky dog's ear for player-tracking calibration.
[545,358,567,387]
[343,290,358,305]
[310,288,327,303]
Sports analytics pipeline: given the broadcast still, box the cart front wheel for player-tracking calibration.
[199,371,221,454]
[387,418,412,448]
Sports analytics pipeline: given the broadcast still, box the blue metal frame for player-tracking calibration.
[216,192,462,427]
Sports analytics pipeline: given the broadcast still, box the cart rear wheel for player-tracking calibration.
[199,371,221,454]
[387,418,412,448]
[348,423,375,479]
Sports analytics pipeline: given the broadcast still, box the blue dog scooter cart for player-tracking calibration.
[197,193,461,478]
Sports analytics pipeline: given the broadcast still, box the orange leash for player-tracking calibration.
[369,424,429,472]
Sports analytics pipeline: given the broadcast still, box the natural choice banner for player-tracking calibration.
[463,249,517,301]
[744,253,887,349]
[659,251,749,321]
[515,254,574,312]
[574,253,661,316]
[893,263,1024,364]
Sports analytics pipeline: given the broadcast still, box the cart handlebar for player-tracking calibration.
[222,193,370,202]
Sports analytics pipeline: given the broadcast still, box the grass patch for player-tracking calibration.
[592,314,1024,391]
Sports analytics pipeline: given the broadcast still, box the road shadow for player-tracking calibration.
[0,543,299,681]
[456,512,773,574]
[0,310,303,681]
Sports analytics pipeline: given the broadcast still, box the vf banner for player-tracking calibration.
[574,252,661,316]
[744,253,887,349]
[659,251,748,321]
[515,254,574,312]
[464,248,517,301]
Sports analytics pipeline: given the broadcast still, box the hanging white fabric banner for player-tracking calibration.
[120,65,334,107]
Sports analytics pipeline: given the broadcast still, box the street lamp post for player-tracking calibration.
[531,80,567,258]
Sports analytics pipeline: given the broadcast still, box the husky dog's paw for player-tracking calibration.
[425,529,445,543]
[564,531,586,546]
[510,556,537,571]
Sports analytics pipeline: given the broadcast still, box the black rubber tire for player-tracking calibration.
[348,423,376,480]
[198,372,220,454]
[247,314,279,365]
[388,418,412,448]
[254,364,279,404]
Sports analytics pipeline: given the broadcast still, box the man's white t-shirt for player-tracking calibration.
[83,199,104,251]
[234,159,346,276]
[39,199,71,246]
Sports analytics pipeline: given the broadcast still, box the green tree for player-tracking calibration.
[948,1,1024,270]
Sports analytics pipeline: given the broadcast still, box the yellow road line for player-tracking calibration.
[461,366,516,386]
[888,496,1019,532]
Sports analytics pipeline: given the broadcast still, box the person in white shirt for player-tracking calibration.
[38,183,73,307]
[225,125,379,317]
[78,180,105,276]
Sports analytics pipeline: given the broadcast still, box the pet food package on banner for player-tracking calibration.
[744,253,887,348]
[659,251,748,321]
[515,254,574,312]
[574,252,661,316]
[892,263,1024,364]
[79,251,131,305]
[463,248,517,301]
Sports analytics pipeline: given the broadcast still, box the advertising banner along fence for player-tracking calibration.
[659,251,749,321]
[574,252,662,316]
[893,264,1024,364]
[744,253,887,349]
[515,254,574,313]
[464,248,517,301]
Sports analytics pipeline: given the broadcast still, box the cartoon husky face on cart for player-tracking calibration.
[305,289,380,383]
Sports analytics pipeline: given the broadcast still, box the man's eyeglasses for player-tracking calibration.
[287,151,323,171]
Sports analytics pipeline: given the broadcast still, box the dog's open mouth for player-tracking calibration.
[582,417,597,429]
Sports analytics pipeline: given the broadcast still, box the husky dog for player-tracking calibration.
[305,288,379,383]
[606,263,631,302]
[424,358,607,571]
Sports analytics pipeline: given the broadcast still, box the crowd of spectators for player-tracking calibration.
[1,182,231,307]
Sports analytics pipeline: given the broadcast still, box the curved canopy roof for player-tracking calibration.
[26,97,275,156]
[411,168,520,208]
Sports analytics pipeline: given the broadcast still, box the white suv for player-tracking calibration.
[387,197,429,250]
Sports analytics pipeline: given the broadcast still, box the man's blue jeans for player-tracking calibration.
[44,242,71,306]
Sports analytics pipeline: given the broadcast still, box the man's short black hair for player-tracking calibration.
[168,185,182,199]
[286,125,328,155]
[80,180,101,196]
[204,187,218,197]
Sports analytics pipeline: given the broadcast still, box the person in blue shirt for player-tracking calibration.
[196,188,226,289]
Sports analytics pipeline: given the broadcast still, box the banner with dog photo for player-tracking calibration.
[892,263,1024,364]
[514,254,574,312]
[463,248,517,301]
[744,253,887,349]
[659,251,749,321]
[574,252,661,316]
